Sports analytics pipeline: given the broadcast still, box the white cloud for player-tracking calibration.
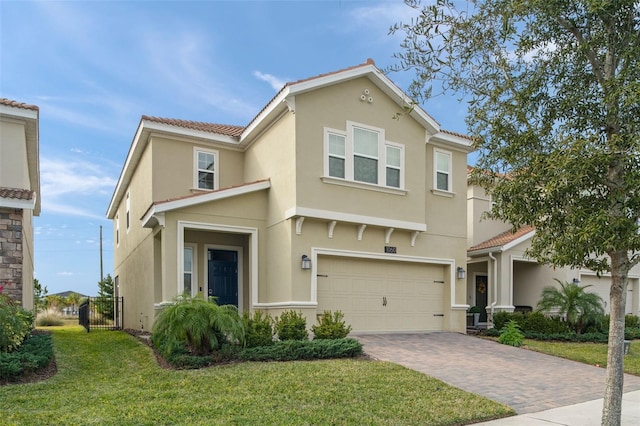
[253,71,287,91]
[40,157,117,219]
[57,272,75,276]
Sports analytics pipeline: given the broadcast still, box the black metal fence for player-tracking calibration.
[79,297,124,332]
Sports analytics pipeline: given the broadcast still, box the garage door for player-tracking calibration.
[580,275,636,315]
[317,256,445,332]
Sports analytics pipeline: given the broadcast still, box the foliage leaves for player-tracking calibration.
[537,280,605,333]
[151,295,245,357]
[311,310,352,340]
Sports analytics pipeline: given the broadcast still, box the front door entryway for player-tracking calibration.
[475,275,488,322]
[207,249,238,307]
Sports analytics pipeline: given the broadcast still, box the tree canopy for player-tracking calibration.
[390,1,639,423]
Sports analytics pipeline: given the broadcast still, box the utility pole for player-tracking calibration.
[100,225,104,281]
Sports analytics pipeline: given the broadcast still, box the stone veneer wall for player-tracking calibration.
[0,208,24,305]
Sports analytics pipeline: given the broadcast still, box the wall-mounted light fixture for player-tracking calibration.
[457,266,466,280]
[572,278,580,284]
[301,255,311,270]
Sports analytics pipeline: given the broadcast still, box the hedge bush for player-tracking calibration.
[311,310,352,340]
[0,333,54,381]
[238,338,363,361]
[0,294,34,352]
[242,311,274,348]
[274,310,308,341]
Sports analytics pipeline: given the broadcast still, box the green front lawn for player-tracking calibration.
[523,339,640,375]
[0,327,513,425]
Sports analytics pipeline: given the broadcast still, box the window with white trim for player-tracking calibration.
[434,149,452,192]
[183,245,195,296]
[195,149,218,190]
[324,121,404,188]
[125,192,130,231]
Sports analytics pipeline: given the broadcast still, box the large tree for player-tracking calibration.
[390,1,639,424]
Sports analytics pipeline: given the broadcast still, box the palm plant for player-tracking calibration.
[151,294,245,357]
[536,279,605,334]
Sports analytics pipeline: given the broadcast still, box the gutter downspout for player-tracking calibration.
[489,252,497,327]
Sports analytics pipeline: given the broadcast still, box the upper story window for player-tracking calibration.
[434,149,452,192]
[125,192,131,231]
[195,148,218,190]
[116,213,120,246]
[325,121,404,189]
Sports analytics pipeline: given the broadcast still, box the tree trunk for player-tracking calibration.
[602,252,629,426]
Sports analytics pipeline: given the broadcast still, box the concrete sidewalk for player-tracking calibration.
[475,389,640,425]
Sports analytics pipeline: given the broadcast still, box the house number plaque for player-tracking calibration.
[384,246,397,254]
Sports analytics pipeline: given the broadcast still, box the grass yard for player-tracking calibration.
[523,339,640,376]
[0,326,513,425]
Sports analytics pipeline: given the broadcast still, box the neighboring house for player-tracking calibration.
[107,59,474,332]
[466,173,639,325]
[0,98,41,311]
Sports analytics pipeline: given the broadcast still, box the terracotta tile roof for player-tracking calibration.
[440,128,472,140]
[141,115,244,137]
[287,58,376,87]
[244,59,378,134]
[468,225,535,252]
[0,187,35,200]
[145,178,270,211]
[0,98,39,112]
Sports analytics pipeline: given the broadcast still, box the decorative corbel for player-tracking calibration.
[357,224,367,241]
[327,220,337,239]
[411,231,420,247]
[295,217,305,235]
[385,228,394,245]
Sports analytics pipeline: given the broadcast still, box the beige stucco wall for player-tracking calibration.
[0,119,30,189]
[293,77,428,224]
[151,136,245,202]
[466,184,512,247]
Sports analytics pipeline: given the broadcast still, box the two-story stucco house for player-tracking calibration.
[466,171,640,326]
[107,60,474,332]
[0,98,41,310]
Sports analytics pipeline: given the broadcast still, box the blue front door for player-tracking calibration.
[207,249,238,307]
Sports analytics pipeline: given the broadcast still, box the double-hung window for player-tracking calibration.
[116,214,120,246]
[434,149,452,192]
[195,149,218,190]
[325,121,404,189]
[125,192,130,231]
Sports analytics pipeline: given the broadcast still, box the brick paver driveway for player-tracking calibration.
[356,333,640,414]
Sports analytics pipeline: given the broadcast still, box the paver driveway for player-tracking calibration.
[357,333,640,414]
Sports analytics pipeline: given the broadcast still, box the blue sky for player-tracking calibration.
[0,0,470,297]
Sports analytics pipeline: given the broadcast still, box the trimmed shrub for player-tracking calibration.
[498,320,524,347]
[0,333,54,381]
[242,311,274,348]
[151,295,245,357]
[0,294,34,352]
[238,338,363,361]
[274,310,308,341]
[625,315,640,329]
[311,310,352,340]
[522,311,570,334]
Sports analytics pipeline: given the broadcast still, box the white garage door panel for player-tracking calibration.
[580,276,635,315]
[317,256,445,332]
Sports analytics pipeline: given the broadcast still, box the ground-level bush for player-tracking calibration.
[0,294,34,352]
[498,320,524,347]
[36,309,65,327]
[242,311,274,348]
[0,333,54,381]
[311,310,352,340]
[274,310,308,341]
[238,338,363,361]
[151,295,244,357]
